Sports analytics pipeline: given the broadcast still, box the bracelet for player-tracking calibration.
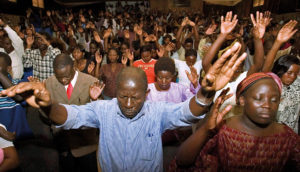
[194,95,213,107]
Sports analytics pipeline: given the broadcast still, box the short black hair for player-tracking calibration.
[272,55,300,78]
[140,45,152,53]
[184,38,193,44]
[112,38,120,44]
[185,49,197,57]
[53,53,74,70]
[154,57,175,75]
[0,52,11,66]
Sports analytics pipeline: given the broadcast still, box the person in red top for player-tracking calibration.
[133,45,157,83]
[169,73,300,172]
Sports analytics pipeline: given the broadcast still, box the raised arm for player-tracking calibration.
[1,82,67,125]
[247,11,268,76]
[262,20,298,72]
[202,11,238,73]
[189,42,246,116]
[177,88,232,166]
[176,17,189,50]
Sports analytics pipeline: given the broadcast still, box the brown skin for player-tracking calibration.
[89,43,97,55]
[155,71,174,91]
[141,51,152,63]
[262,20,298,73]
[280,64,300,86]
[117,78,150,119]
[238,79,280,130]
[0,126,15,141]
[2,37,14,54]
[176,78,283,167]
[54,65,75,86]
[0,42,246,127]
[185,55,196,67]
[0,146,19,171]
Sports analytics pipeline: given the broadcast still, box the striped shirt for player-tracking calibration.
[23,45,61,81]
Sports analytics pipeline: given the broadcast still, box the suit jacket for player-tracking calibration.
[45,71,99,157]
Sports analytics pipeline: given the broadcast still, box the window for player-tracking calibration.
[32,0,44,8]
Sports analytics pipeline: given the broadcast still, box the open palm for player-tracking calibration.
[201,42,246,91]
[221,11,238,34]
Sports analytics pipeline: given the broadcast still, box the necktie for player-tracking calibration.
[67,83,73,100]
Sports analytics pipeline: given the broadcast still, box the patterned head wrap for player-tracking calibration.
[236,72,282,103]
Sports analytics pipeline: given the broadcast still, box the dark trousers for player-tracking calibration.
[59,151,98,172]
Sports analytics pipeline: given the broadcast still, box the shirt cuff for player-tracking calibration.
[185,97,206,121]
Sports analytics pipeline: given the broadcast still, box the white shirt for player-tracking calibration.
[64,71,79,90]
[0,124,14,149]
[174,59,202,87]
[0,25,24,79]
[214,71,247,118]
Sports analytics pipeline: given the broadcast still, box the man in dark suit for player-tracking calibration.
[44,53,103,172]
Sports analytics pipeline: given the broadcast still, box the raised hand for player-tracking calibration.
[220,11,238,35]
[95,50,102,64]
[89,81,105,101]
[46,10,51,17]
[181,17,189,27]
[93,31,101,43]
[88,61,95,74]
[125,49,134,61]
[203,88,233,130]
[68,13,73,22]
[188,20,196,27]
[205,24,217,35]
[156,46,165,58]
[186,66,199,88]
[201,42,246,91]
[103,29,112,39]
[276,20,298,44]
[35,32,50,46]
[124,30,130,39]
[80,15,86,23]
[121,56,128,65]
[165,42,175,52]
[250,11,268,39]
[26,36,34,47]
[264,11,272,26]
[0,82,51,108]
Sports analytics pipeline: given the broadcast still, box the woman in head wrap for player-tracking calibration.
[169,72,299,171]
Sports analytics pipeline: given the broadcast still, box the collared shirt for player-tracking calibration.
[59,98,203,172]
[23,45,61,81]
[0,25,24,79]
[64,71,78,91]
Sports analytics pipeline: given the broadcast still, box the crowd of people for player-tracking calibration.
[0,1,299,171]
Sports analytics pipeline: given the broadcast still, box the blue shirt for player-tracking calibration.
[0,75,33,140]
[59,98,203,172]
